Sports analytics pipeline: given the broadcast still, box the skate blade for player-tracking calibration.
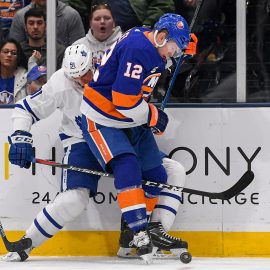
[117,247,139,259]
[140,253,153,264]
[153,249,176,259]
[152,246,159,255]
[170,248,188,256]
[1,253,22,262]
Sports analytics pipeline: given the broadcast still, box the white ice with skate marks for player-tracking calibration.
[1,257,270,270]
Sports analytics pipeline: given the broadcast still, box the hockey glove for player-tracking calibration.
[147,104,168,135]
[8,130,34,169]
[184,33,198,56]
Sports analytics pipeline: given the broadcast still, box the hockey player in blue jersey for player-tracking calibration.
[80,13,192,263]
[3,41,195,263]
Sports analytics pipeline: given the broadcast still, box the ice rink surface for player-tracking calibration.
[1,256,270,270]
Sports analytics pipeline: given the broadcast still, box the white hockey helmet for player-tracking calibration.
[62,44,92,79]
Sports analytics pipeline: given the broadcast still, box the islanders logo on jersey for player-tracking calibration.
[141,73,161,99]
[177,21,184,29]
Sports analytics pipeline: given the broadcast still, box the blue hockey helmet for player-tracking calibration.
[153,13,190,50]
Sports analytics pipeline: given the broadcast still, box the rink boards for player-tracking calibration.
[0,107,270,257]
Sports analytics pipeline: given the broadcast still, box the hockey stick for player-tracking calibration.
[189,0,204,31]
[34,158,254,200]
[160,55,189,110]
[160,0,204,110]
[0,220,32,252]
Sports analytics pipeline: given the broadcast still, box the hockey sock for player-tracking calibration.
[142,164,167,196]
[117,188,147,232]
[110,154,147,232]
[25,188,89,247]
[151,158,185,231]
[145,196,158,221]
[142,164,167,221]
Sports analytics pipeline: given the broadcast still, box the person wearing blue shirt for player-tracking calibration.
[0,37,27,104]
[80,13,191,264]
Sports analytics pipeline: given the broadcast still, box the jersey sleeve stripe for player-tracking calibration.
[83,86,133,122]
[112,89,142,108]
[141,85,153,93]
[30,89,42,99]
[23,99,40,122]
[82,96,133,122]
[115,98,143,111]
[15,103,26,111]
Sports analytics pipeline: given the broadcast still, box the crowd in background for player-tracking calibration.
[0,0,268,105]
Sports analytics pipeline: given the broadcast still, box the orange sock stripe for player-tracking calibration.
[145,197,158,213]
[117,188,146,209]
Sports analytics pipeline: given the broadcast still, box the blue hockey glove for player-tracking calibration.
[147,104,169,135]
[8,130,34,169]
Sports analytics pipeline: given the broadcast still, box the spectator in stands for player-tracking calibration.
[73,3,122,69]
[21,8,65,70]
[9,0,85,47]
[0,0,31,39]
[26,64,47,94]
[0,38,27,104]
[91,0,175,32]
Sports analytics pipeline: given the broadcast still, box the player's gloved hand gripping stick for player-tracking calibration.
[147,104,169,135]
[8,130,34,169]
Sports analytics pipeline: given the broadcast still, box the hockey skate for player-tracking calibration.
[117,218,153,264]
[1,237,33,262]
[117,218,138,258]
[148,221,192,263]
[117,218,192,263]
[132,230,153,264]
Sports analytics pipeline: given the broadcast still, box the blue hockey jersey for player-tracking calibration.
[80,27,166,128]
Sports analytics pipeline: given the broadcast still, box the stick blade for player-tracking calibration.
[182,170,254,200]
[213,170,254,200]
[4,237,32,252]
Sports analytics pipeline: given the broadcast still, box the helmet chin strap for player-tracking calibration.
[153,30,167,48]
